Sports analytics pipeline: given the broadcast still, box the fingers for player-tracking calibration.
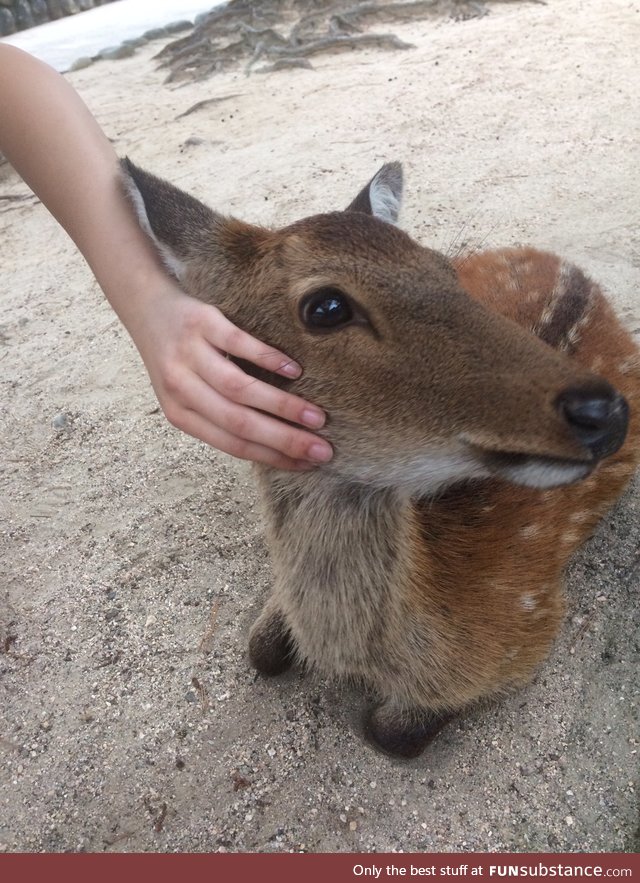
[138,293,334,469]
[193,344,327,432]
[200,306,303,380]
[173,407,312,471]
[161,371,333,469]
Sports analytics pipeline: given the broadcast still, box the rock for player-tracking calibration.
[97,44,136,61]
[31,0,49,25]
[46,0,63,20]
[13,0,34,30]
[121,36,147,49]
[69,56,94,71]
[52,412,70,430]
[59,0,80,14]
[142,27,168,41]
[0,9,15,36]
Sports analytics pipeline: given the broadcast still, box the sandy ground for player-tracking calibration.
[1,0,639,854]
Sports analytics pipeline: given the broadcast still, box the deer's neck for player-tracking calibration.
[256,469,415,673]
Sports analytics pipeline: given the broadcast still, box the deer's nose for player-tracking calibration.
[557,383,629,459]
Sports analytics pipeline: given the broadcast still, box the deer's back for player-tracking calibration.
[402,248,640,704]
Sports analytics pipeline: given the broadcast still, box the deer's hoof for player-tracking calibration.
[363,701,453,759]
[249,610,295,676]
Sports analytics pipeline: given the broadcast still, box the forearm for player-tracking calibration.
[0,43,164,333]
[0,44,331,468]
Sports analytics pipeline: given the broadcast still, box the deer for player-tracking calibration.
[121,158,640,758]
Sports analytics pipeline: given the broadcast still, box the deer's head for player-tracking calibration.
[122,159,628,494]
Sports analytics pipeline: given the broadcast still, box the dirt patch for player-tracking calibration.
[1,0,638,853]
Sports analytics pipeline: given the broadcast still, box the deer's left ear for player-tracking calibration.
[120,157,228,281]
[344,161,403,225]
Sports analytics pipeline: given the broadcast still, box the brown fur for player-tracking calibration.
[121,159,640,757]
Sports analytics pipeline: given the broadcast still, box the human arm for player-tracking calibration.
[0,44,333,470]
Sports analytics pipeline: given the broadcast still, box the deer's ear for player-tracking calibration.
[344,161,403,225]
[120,157,227,281]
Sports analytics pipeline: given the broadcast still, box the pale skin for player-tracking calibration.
[0,44,333,470]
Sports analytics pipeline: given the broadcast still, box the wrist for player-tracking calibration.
[92,227,185,335]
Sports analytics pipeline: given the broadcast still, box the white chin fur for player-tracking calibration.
[490,457,591,489]
[332,446,591,495]
[336,448,491,495]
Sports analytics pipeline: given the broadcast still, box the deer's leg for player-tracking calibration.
[249,605,296,676]
[364,699,454,759]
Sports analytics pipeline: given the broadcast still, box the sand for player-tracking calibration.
[1,0,638,853]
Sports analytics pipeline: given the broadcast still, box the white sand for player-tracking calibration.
[1,0,638,853]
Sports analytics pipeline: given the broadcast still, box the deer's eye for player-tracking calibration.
[301,288,353,330]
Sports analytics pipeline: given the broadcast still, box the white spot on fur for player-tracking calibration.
[561,529,580,545]
[520,523,540,538]
[521,593,537,612]
[591,356,605,372]
[507,276,521,293]
[617,356,640,375]
[535,261,573,330]
[569,510,590,524]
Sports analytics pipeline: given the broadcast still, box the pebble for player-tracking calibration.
[142,27,168,41]
[69,57,93,71]
[121,37,148,49]
[52,412,69,430]
[97,45,136,61]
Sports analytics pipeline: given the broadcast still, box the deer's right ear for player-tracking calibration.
[344,162,403,225]
[120,157,224,281]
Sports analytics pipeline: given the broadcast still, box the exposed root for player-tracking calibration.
[156,0,530,83]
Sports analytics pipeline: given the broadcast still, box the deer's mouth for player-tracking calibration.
[470,447,594,489]
[458,384,629,491]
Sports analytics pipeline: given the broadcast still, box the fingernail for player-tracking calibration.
[308,442,333,463]
[279,360,302,378]
[302,408,325,429]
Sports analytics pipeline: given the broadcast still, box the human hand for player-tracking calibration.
[130,278,333,471]
[0,45,331,470]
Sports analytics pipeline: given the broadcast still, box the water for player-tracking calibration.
[0,0,223,72]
